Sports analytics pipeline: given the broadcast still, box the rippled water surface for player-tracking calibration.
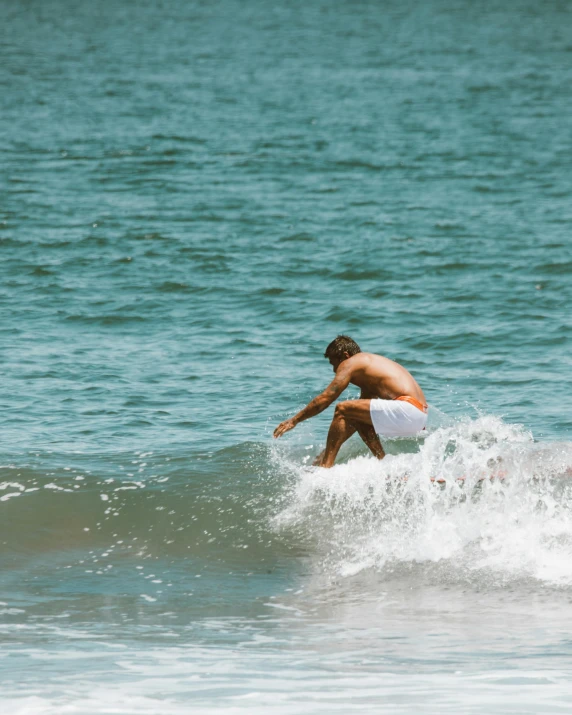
[2,0,572,712]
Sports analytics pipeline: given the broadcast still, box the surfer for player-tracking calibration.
[273,335,427,468]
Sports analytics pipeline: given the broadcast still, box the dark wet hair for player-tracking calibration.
[324,335,362,360]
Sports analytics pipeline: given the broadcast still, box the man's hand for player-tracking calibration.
[273,365,352,439]
[274,418,297,438]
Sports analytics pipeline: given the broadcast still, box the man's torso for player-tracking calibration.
[346,353,426,403]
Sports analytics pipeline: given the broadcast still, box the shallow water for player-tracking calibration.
[2,0,572,712]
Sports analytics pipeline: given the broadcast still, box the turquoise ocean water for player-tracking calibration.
[2,1,572,712]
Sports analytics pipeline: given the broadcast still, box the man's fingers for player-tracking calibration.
[274,420,292,438]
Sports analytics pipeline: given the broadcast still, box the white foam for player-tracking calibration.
[272,416,572,586]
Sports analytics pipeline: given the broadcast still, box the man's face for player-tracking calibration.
[328,356,344,373]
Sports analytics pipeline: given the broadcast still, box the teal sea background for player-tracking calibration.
[2,0,572,712]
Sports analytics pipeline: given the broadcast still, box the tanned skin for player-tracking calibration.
[273,352,426,468]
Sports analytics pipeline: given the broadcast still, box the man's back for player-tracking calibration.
[345,352,426,403]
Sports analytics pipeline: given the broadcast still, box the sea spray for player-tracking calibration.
[272,416,572,586]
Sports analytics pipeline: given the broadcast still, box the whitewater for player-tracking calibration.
[274,416,572,586]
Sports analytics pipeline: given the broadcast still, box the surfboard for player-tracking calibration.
[428,472,506,484]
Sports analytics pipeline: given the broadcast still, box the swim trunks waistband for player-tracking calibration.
[394,396,428,413]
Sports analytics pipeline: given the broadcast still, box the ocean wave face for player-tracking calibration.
[2,418,572,713]
[3,416,572,607]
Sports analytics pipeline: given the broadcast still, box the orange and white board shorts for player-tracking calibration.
[370,396,428,437]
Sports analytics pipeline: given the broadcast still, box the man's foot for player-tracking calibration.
[312,449,325,467]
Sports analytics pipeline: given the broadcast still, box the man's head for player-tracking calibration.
[324,335,361,371]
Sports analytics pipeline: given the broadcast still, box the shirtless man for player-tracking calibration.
[273,335,427,468]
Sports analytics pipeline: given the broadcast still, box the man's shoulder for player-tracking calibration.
[356,351,381,360]
[348,352,376,367]
[352,352,394,371]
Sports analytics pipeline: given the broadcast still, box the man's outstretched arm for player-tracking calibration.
[273,365,352,438]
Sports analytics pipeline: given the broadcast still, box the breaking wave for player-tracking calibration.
[272,416,572,587]
[2,417,572,591]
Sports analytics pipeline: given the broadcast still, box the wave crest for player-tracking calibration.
[272,416,572,586]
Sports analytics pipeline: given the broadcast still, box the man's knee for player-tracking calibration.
[334,402,349,419]
[334,402,361,428]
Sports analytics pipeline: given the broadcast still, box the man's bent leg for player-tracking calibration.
[356,423,385,460]
[321,400,377,468]
[320,406,357,468]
